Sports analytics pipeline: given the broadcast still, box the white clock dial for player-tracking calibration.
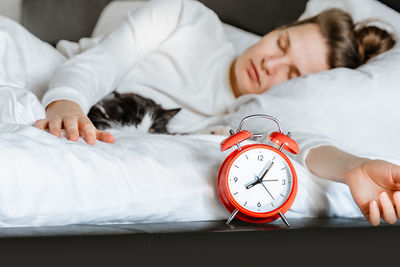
[227,148,293,213]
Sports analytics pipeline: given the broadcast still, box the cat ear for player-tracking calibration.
[165,108,181,120]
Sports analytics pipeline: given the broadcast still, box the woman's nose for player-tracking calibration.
[261,56,290,75]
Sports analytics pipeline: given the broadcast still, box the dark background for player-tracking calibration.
[21,0,400,45]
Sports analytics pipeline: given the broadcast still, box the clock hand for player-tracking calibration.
[245,178,260,189]
[246,178,279,189]
[245,178,279,190]
[245,157,276,189]
[259,161,274,182]
[261,182,274,200]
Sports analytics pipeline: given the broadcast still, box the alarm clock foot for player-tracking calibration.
[279,211,291,228]
[226,209,239,225]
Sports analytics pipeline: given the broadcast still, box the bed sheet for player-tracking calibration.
[0,86,362,227]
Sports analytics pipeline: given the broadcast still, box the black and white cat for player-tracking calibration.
[87,92,181,134]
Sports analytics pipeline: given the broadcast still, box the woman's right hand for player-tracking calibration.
[34,100,115,145]
[344,159,400,226]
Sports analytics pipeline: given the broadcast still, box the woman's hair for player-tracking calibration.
[294,8,396,69]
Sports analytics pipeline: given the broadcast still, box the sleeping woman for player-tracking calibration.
[33,0,398,226]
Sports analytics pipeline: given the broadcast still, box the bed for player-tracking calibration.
[1,0,400,264]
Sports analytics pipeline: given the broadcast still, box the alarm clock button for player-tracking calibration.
[220,130,253,151]
[268,132,299,154]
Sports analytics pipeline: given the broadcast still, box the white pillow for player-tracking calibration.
[91,0,261,54]
[226,0,400,161]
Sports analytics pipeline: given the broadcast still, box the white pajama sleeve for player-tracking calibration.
[288,130,337,170]
[42,0,188,113]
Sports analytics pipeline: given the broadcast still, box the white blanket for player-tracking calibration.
[0,86,361,227]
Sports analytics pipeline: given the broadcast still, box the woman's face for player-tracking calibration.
[231,23,330,97]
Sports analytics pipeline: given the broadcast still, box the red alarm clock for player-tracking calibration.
[217,114,299,227]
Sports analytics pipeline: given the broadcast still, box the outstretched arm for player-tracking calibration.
[306,145,400,226]
[37,0,190,144]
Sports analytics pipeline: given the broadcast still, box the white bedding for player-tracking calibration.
[5,0,400,227]
[0,89,361,227]
[0,117,361,227]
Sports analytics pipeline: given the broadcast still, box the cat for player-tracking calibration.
[87,92,181,134]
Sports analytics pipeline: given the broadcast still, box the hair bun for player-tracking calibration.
[355,23,395,64]
[294,8,395,69]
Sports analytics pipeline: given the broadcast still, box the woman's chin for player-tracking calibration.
[235,76,251,96]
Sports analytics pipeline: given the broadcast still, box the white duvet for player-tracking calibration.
[0,84,362,227]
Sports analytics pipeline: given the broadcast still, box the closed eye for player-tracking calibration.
[277,36,286,52]
[280,32,301,79]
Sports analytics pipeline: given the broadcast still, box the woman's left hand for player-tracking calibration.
[345,159,400,226]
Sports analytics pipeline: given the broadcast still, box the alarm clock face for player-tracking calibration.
[227,147,294,214]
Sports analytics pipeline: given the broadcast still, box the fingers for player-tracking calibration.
[96,130,115,144]
[368,200,381,226]
[63,117,79,141]
[367,192,400,226]
[48,117,62,138]
[394,191,400,220]
[380,191,397,224]
[35,118,61,137]
[36,116,114,145]
[34,119,48,130]
[77,116,97,145]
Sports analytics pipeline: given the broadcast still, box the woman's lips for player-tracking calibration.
[247,60,260,85]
